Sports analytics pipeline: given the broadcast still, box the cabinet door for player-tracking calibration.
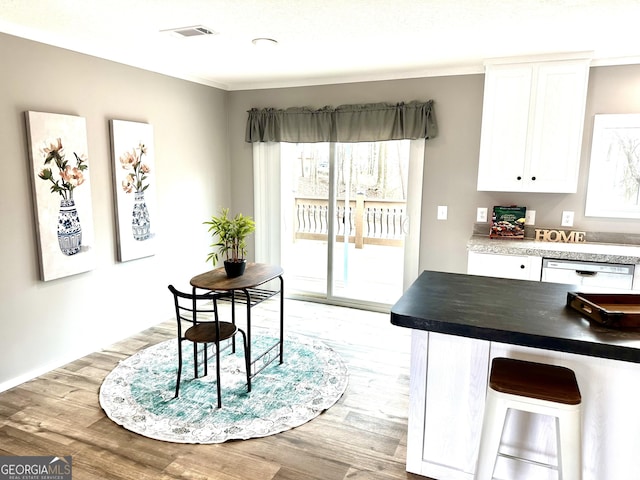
[477,59,589,193]
[422,333,490,475]
[525,60,589,193]
[467,251,542,281]
[477,64,532,191]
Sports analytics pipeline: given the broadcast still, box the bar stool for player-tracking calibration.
[475,357,582,480]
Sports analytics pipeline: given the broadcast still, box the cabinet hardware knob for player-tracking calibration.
[531,176,537,181]
[516,176,522,180]
[520,265,525,269]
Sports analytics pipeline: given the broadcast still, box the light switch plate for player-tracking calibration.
[477,207,488,223]
[525,210,536,225]
[561,210,574,227]
[437,205,448,220]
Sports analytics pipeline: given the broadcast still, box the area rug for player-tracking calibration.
[99,332,348,443]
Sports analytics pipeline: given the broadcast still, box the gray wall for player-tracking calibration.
[3,29,640,389]
[0,33,229,389]
[228,65,640,274]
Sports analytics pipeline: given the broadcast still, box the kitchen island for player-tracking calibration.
[391,270,640,480]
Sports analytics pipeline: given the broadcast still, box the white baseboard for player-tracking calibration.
[0,318,165,393]
[0,344,97,393]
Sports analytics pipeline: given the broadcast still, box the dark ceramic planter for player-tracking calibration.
[224,259,246,278]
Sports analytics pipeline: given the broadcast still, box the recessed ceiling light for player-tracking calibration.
[251,38,278,47]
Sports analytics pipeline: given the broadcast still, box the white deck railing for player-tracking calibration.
[294,194,406,247]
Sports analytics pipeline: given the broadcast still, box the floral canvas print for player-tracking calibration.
[26,111,96,281]
[586,114,640,218]
[110,120,157,262]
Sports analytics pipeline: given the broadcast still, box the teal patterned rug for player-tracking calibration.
[99,332,348,443]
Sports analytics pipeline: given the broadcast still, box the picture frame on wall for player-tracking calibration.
[585,113,640,219]
[25,111,96,281]
[110,120,157,262]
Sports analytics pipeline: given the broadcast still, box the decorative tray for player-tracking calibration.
[567,292,640,328]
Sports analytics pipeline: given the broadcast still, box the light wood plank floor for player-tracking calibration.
[0,299,431,480]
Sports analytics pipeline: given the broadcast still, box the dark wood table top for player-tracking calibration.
[190,263,284,291]
[391,270,640,363]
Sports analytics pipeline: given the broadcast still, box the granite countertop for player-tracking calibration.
[391,270,640,363]
[468,235,640,264]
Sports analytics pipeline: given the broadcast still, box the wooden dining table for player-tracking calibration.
[190,263,284,379]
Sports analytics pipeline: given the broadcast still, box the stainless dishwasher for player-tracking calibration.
[541,258,635,290]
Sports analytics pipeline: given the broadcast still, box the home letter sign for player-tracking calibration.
[534,229,586,243]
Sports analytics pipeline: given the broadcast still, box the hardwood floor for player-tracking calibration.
[0,299,430,480]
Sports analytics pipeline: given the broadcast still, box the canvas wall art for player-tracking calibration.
[110,120,157,262]
[26,111,96,281]
[586,114,640,218]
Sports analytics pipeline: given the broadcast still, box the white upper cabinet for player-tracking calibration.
[477,58,590,193]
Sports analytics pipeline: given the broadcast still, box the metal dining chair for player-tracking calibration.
[168,285,251,408]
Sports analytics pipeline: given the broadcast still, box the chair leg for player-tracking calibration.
[175,339,183,398]
[237,329,251,392]
[556,409,582,480]
[215,342,222,409]
[203,342,209,377]
[193,342,198,378]
[476,391,508,480]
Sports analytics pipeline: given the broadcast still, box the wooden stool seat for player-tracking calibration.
[490,357,582,405]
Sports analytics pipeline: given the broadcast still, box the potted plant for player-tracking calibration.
[204,208,256,277]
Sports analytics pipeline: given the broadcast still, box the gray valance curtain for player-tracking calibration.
[245,100,436,143]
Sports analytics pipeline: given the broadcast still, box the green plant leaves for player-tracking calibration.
[203,208,256,266]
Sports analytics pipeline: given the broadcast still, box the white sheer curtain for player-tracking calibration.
[252,142,281,265]
[253,140,425,292]
[403,139,425,290]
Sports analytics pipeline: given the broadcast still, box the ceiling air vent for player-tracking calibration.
[162,25,218,38]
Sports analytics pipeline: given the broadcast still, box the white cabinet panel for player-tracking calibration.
[477,65,532,189]
[422,333,489,474]
[407,331,490,480]
[467,251,542,281]
[527,62,589,192]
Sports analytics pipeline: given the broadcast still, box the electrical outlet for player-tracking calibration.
[561,210,574,227]
[477,207,488,223]
[525,210,536,225]
[437,205,448,220]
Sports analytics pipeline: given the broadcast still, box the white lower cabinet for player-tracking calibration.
[407,331,488,480]
[467,251,542,280]
[406,331,640,479]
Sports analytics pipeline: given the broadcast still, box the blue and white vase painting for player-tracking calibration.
[57,198,82,255]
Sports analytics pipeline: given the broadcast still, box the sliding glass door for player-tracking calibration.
[280,142,330,296]
[280,140,411,307]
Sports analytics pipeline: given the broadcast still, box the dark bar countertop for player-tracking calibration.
[391,270,640,363]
